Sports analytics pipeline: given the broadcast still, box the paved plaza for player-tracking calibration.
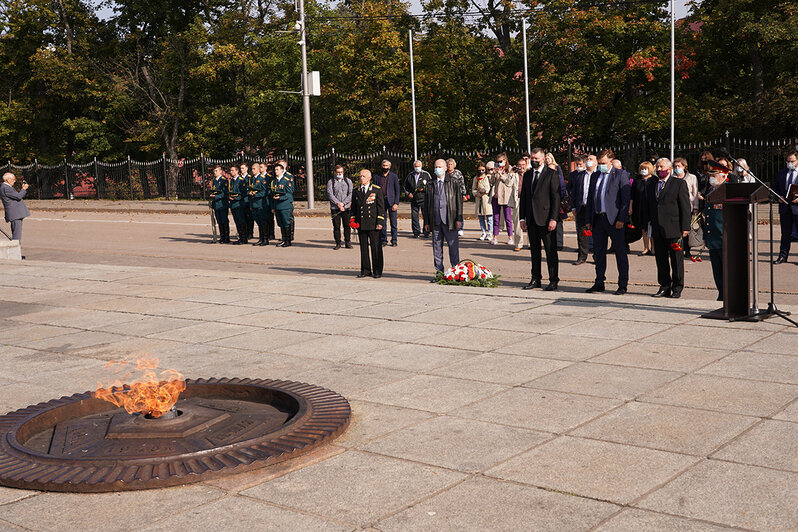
[0,256,796,531]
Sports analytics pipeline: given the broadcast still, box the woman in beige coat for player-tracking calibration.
[491,153,516,245]
[472,161,494,240]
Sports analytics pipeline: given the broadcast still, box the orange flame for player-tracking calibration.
[93,358,186,418]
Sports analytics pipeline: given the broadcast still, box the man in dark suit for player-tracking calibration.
[1,172,31,245]
[519,148,560,291]
[351,169,385,278]
[644,157,691,298]
[424,159,463,279]
[567,154,596,265]
[585,149,631,295]
[373,160,401,247]
[773,150,798,264]
[404,160,431,238]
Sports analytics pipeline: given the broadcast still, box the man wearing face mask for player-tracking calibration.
[568,155,596,265]
[673,158,699,259]
[585,149,631,295]
[773,150,798,265]
[446,159,468,236]
[519,148,560,291]
[373,160,401,247]
[424,159,463,279]
[644,158,691,298]
[404,160,431,238]
[327,164,353,249]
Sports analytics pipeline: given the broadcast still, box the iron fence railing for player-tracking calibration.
[3,135,796,201]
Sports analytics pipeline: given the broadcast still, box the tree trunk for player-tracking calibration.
[751,44,764,140]
[55,0,74,54]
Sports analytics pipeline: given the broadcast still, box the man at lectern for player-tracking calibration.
[773,150,798,265]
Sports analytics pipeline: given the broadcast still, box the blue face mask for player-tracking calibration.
[598,164,609,174]
[414,167,421,173]
[674,167,684,176]
[434,167,445,177]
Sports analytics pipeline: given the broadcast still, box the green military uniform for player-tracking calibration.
[250,172,272,246]
[242,173,255,239]
[272,172,295,247]
[703,190,724,301]
[210,176,230,243]
[229,176,248,244]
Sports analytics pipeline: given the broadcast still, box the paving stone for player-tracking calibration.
[594,508,734,531]
[405,306,495,326]
[637,460,798,531]
[697,352,798,384]
[0,485,225,532]
[431,353,571,385]
[642,325,770,350]
[571,402,757,455]
[206,328,324,351]
[496,334,626,361]
[241,451,465,526]
[180,290,253,305]
[743,330,798,356]
[139,495,351,531]
[0,324,80,345]
[188,350,330,381]
[0,347,104,382]
[279,297,375,315]
[290,363,412,397]
[335,400,434,448]
[215,309,310,327]
[349,320,452,343]
[347,301,426,320]
[592,343,729,373]
[361,416,549,472]
[0,486,37,506]
[453,387,622,433]
[711,420,798,472]
[378,476,618,532]
[601,306,697,324]
[517,300,617,318]
[773,400,798,422]
[93,316,198,337]
[480,313,569,333]
[552,318,674,341]
[418,327,537,352]
[487,436,697,505]
[348,343,479,372]
[149,322,260,343]
[525,363,681,400]
[284,314,385,335]
[15,330,128,353]
[641,374,798,417]
[353,375,506,413]
[168,303,254,321]
[274,334,398,363]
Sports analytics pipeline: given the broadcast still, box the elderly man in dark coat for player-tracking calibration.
[1,172,31,243]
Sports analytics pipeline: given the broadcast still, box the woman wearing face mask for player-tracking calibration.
[545,152,568,251]
[703,169,727,301]
[472,162,494,240]
[490,153,515,245]
[631,161,655,255]
[673,158,699,259]
[732,158,754,183]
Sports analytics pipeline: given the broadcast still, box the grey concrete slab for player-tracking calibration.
[431,353,571,385]
[361,416,550,472]
[417,327,538,352]
[0,346,105,382]
[353,375,507,413]
[213,309,311,327]
[642,324,771,350]
[592,343,730,373]
[595,508,734,531]
[452,387,622,433]
[637,460,798,531]
[711,420,798,472]
[487,436,698,505]
[275,335,399,363]
[496,333,627,361]
[168,303,255,321]
[552,318,674,341]
[697,351,798,384]
[0,486,37,506]
[148,322,260,343]
[241,451,465,526]
[774,399,798,422]
[743,330,798,355]
[206,328,324,351]
[480,313,570,333]
[641,374,798,417]
[14,330,128,353]
[378,476,618,532]
[283,314,384,334]
[348,343,479,372]
[571,402,757,455]
[349,320,453,343]
[335,400,434,448]
[92,316,198,337]
[525,362,682,400]
[290,363,412,397]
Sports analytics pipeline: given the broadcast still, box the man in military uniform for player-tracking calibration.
[271,160,295,247]
[351,169,385,278]
[209,166,230,243]
[240,163,255,239]
[228,165,248,245]
[249,162,271,246]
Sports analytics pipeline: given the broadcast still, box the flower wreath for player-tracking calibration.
[436,259,501,288]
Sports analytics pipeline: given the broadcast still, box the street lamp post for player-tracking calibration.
[670,0,675,161]
[522,18,531,154]
[298,0,315,209]
[409,29,419,162]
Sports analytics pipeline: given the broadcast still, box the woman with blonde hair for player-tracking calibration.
[472,161,494,240]
[490,153,515,245]
[631,161,654,255]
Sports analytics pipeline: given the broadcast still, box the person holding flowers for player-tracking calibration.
[351,169,385,278]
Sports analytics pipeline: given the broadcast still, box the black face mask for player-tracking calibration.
[530,161,541,169]
[382,168,390,173]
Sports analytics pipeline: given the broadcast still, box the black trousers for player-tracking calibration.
[332,209,351,243]
[381,208,398,244]
[778,207,796,258]
[527,222,559,283]
[709,248,723,300]
[243,203,254,235]
[359,229,383,276]
[410,202,427,236]
[575,207,589,259]
[593,214,629,288]
[653,231,685,292]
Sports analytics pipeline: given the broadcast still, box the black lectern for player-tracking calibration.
[702,183,770,320]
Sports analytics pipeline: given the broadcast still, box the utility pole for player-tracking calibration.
[670,0,675,161]
[409,29,418,162]
[298,0,315,209]
[522,18,531,154]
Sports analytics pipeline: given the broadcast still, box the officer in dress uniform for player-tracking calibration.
[228,165,248,245]
[209,166,230,243]
[264,162,276,241]
[249,162,270,246]
[351,169,385,278]
[271,160,295,247]
[240,163,255,239]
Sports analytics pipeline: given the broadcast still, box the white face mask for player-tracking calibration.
[735,166,744,173]
[335,173,344,179]
[586,160,595,168]
[498,161,505,168]
[787,162,797,171]
[640,169,649,176]
[576,166,586,173]
[709,175,725,187]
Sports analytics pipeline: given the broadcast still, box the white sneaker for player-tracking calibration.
[507,238,513,245]
[458,230,464,236]
[490,238,498,245]
[479,231,487,241]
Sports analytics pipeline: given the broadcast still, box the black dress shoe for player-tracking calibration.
[357,273,371,278]
[373,274,382,279]
[669,290,682,299]
[345,242,352,249]
[652,286,671,297]
[573,258,586,265]
[544,282,559,291]
[390,242,397,247]
[381,242,388,247]
[614,287,627,295]
[774,256,788,264]
[333,243,341,250]
[523,280,542,290]
[586,283,605,293]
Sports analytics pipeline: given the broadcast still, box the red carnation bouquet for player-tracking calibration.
[349,218,360,229]
[436,259,500,288]
[670,242,683,252]
[583,229,593,237]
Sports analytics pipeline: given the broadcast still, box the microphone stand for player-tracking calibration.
[723,152,797,327]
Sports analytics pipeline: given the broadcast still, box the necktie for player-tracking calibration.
[790,171,797,186]
[657,179,665,198]
[596,173,606,212]
[532,170,539,187]
[362,186,366,194]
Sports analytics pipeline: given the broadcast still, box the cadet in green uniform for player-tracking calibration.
[228,166,248,245]
[703,170,725,301]
[250,162,271,246]
[210,166,230,243]
[271,160,295,247]
[240,163,255,239]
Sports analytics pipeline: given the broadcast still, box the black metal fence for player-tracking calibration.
[3,135,795,201]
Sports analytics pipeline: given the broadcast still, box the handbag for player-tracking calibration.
[688,212,704,248]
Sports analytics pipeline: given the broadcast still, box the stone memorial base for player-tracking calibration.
[0,239,21,260]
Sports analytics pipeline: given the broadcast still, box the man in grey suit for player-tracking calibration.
[423,159,463,280]
[1,172,30,243]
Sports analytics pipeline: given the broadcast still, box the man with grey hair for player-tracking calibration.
[424,159,463,279]
[404,160,431,238]
[446,158,468,236]
[0,172,30,245]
